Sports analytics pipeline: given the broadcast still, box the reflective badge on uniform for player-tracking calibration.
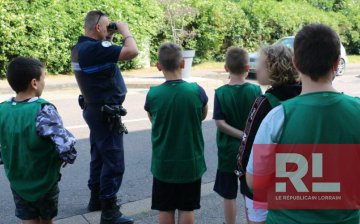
[101,41,112,48]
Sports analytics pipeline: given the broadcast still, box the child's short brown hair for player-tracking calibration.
[294,24,340,81]
[158,43,183,72]
[260,44,299,87]
[225,47,248,75]
[6,57,44,93]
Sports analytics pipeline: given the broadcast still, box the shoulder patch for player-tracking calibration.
[101,41,112,48]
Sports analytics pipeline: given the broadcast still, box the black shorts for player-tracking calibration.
[152,177,201,211]
[11,184,59,220]
[213,170,239,200]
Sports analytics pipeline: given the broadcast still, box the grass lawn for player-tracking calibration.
[348,55,360,64]
[192,61,224,70]
[121,61,224,76]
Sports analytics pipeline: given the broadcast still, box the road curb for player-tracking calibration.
[56,181,215,224]
[0,77,224,95]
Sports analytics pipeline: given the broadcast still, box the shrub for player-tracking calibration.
[0,0,358,78]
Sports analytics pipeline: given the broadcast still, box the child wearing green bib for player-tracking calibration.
[144,43,208,224]
[0,57,77,224]
[246,24,360,224]
[213,47,261,224]
[237,44,301,224]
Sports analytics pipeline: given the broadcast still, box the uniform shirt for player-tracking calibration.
[71,36,126,105]
[0,97,77,164]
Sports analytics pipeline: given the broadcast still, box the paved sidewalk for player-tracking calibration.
[0,69,228,94]
[1,63,358,94]
[56,182,248,224]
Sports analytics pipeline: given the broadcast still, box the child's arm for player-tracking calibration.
[198,85,209,120]
[36,104,77,165]
[147,112,152,123]
[144,93,152,123]
[202,104,208,120]
[215,120,243,139]
[213,92,243,139]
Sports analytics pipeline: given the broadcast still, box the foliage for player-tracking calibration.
[0,0,359,77]
[158,0,197,48]
[0,0,163,76]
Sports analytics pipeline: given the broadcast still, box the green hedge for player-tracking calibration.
[0,0,359,78]
[0,0,163,77]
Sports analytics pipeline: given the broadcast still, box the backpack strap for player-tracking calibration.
[236,95,268,176]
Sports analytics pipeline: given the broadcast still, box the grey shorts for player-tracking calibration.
[11,183,59,220]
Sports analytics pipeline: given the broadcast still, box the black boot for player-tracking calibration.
[100,198,134,224]
[87,187,101,212]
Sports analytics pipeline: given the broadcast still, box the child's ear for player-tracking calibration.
[179,59,185,69]
[245,64,250,72]
[224,65,229,72]
[156,62,162,71]
[30,78,38,90]
[333,57,340,72]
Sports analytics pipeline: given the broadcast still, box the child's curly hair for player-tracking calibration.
[261,44,299,87]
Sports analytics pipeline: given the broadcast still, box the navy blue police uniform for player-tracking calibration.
[71,36,127,200]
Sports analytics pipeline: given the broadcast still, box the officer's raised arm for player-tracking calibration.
[116,22,139,61]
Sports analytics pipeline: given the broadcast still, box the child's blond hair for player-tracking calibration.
[260,45,299,87]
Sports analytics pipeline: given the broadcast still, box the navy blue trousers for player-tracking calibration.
[83,104,125,200]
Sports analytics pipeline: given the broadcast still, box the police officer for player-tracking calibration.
[71,10,138,224]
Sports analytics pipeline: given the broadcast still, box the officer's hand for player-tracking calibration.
[107,29,117,37]
[116,22,131,36]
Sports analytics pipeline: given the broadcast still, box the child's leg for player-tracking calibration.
[22,219,40,224]
[39,219,53,224]
[178,210,195,224]
[12,184,58,224]
[176,179,201,224]
[243,195,251,224]
[224,199,236,224]
[37,184,59,224]
[22,219,53,224]
[244,196,267,224]
[11,189,41,224]
[213,171,239,224]
[159,211,175,224]
[152,178,177,224]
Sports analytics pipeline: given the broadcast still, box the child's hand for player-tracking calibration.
[61,161,68,168]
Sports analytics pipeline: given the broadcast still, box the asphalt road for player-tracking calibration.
[0,65,359,224]
[0,88,219,224]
